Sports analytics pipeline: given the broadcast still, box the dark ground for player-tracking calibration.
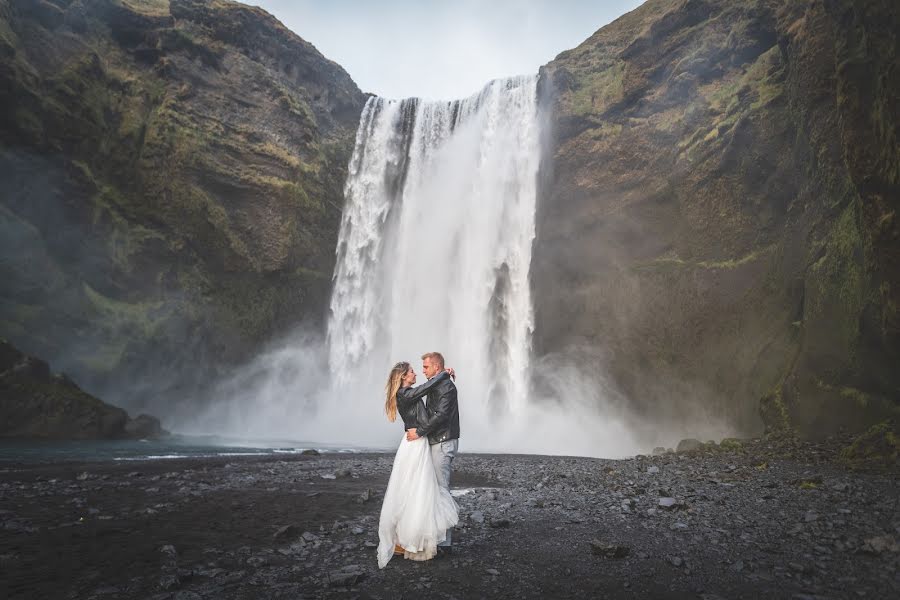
[0,438,897,599]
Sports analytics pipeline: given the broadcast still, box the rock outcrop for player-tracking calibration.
[0,339,167,439]
[534,0,899,437]
[0,0,367,413]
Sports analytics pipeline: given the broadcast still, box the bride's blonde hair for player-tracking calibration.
[384,361,410,422]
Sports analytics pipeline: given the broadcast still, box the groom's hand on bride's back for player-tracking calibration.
[406,429,420,441]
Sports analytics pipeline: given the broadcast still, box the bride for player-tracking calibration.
[377,361,459,568]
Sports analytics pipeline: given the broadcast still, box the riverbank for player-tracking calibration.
[1,437,897,599]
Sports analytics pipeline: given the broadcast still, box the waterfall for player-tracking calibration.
[195,75,643,458]
[328,76,539,430]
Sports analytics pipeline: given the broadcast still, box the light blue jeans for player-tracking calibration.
[431,438,458,546]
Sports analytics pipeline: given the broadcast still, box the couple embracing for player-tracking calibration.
[376,351,460,568]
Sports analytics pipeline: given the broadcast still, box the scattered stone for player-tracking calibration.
[668,556,683,567]
[470,511,485,524]
[273,524,299,540]
[860,535,898,555]
[334,468,352,478]
[658,497,678,510]
[804,511,819,523]
[590,540,630,559]
[489,518,511,528]
[719,438,743,451]
[328,565,365,587]
[647,466,660,474]
[485,568,500,576]
[356,488,374,504]
[301,532,319,542]
[676,439,703,453]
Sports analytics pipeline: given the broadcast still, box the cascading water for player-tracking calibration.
[196,75,643,458]
[328,76,539,430]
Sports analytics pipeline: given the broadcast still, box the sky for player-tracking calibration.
[245,0,644,101]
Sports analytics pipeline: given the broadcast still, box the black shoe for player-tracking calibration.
[436,547,453,558]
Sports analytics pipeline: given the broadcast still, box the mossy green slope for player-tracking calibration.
[535,0,899,437]
[0,0,366,413]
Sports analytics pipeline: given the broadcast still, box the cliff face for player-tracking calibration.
[535,0,899,437]
[0,339,166,439]
[0,0,366,412]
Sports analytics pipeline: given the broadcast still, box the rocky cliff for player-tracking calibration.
[0,339,166,438]
[0,0,366,414]
[534,0,899,437]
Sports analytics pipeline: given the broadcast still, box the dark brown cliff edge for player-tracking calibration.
[534,0,899,438]
[0,0,366,413]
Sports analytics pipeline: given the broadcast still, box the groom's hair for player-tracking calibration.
[421,351,445,368]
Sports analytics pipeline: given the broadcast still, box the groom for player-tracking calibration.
[406,351,459,553]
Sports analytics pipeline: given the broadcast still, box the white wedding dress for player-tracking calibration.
[376,433,459,568]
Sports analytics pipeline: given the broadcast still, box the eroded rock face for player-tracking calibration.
[0,0,366,413]
[534,0,899,437]
[0,340,167,439]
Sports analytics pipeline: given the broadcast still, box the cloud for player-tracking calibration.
[244,0,643,100]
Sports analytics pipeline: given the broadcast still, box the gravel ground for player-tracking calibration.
[1,437,897,599]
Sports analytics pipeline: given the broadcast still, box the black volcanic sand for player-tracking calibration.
[1,439,898,599]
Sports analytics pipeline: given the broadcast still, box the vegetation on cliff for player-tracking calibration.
[0,0,366,414]
[535,0,898,438]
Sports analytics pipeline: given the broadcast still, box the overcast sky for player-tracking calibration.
[245,0,643,100]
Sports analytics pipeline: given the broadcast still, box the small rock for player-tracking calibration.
[647,466,660,475]
[246,556,267,568]
[485,568,500,576]
[590,540,630,559]
[158,575,180,591]
[273,524,299,540]
[668,556,683,567]
[860,535,898,555]
[328,566,365,587]
[489,518,510,528]
[804,511,818,523]
[470,511,485,524]
[334,468,352,478]
[351,526,365,535]
[301,531,319,542]
[676,439,703,453]
[356,488,374,504]
[658,497,678,510]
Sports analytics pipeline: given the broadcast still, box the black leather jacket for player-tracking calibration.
[416,375,459,445]
[396,371,450,432]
